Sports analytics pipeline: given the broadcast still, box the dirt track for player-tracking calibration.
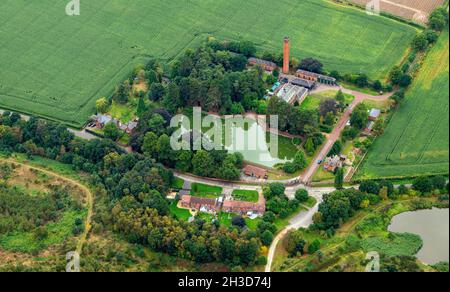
[0,157,93,255]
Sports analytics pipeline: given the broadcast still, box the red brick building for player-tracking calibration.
[222,200,266,216]
[180,195,222,213]
[243,165,268,179]
[248,58,277,72]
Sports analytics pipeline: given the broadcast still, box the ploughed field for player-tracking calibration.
[357,30,449,180]
[0,0,417,127]
[349,0,446,24]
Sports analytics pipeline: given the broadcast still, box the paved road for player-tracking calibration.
[265,191,324,272]
[300,86,392,184]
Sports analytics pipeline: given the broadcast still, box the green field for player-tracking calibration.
[301,90,355,110]
[232,189,260,203]
[357,31,449,180]
[191,183,223,198]
[0,0,417,127]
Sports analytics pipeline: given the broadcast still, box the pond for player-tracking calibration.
[224,121,295,168]
[388,208,449,265]
[178,118,297,168]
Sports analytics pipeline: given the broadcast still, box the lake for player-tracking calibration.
[388,208,449,265]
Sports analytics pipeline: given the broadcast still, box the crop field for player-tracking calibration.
[349,0,446,24]
[0,0,417,127]
[357,31,449,180]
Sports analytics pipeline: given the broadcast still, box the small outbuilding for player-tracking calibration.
[243,165,268,179]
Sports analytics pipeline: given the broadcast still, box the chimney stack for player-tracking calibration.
[283,37,290,74]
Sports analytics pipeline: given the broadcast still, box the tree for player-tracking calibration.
[429,7,449,31]
[304,137,315,155]
[328,140,343,157]
[334,168,344,189]
[412,33,428,51]
[398,185,409,195]
[335,90,346,108]
[372,118,385,136]
[299,58,323,73]
[389,66,403,85]
[156,134,174,165]
[239,41,257,57]
[163,82,182,113]
[350,103,369,130]
[114,81,131,104]
[355,74,369,88]
[413,177,433,194]
[260,230,274,246]
[230,54,248,71]
[424,29,439,44]
[95,97,109,114]
[175,150,192,172]
[136,96,146,118]
[192,150,214,177]
[308,239,321,254]
[319,99,338,117]
[295,189,309,203]
[399,74,413,88]
[372,80,383,92]
[342,126,359,141]
[359,181,380,195]
[379,186,389,200]
[142,132,158,157]
[324,112,335,126]
[293,150,307,171]
[267,183,286,198]
[379,180,395,198]
[284,231,306,256]
[432,175,446,190]
[232,216,246,228]
[103,123,121,141]
[391,90,405,105]
[147,114,166,136]
[149,83,165,101]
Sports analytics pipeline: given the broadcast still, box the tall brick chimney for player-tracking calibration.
[283,37,290,74]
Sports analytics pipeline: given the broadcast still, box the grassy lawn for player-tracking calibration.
[171,177,185,190]
[191,183,223,198]
[274,205,307,232]
[357,31,449,180]
[232,190,259,203]
[301,90,355,111]
[0,0,416,127]
[341,82,381,96]
[304,196,318,208]
[169,201,191,222]
[312,167,335,183]
[361,99,392,111]
[109,101,136,124]
[118,133,131,145]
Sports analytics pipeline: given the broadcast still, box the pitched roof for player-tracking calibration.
[369,109,381,119]
[243,165,268,178]
[248,57,277,68]
[296,69,336,82]
[291,78,316,88]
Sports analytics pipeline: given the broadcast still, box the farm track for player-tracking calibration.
[0,158,93,256]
